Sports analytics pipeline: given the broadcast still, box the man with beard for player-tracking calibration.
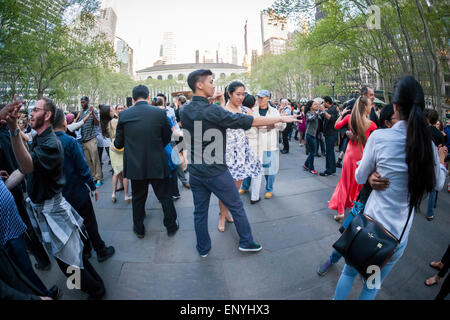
[4,96,106,300]
[78,97,103,187]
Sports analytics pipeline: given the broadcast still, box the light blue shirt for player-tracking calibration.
[355,121,447,244]
[166,107,180,131]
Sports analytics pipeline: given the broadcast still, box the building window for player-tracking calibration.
[157,75,163,80]
[220,73,226,79]
[178,74,184,81]
[212,73,216,79]
[168,75,173,80]
[147,76,153,79]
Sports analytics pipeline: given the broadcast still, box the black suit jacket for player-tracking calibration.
[114,101,172,180]
[0,245,44,300]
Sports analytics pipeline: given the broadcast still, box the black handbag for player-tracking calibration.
[332,207,412,280]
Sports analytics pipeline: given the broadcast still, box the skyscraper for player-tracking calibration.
[98,6,117,44]
[161,32,176,65]
[116,37,135,79]
[260,10,288,55]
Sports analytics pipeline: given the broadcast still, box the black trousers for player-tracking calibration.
[55,254,104,296]
[170,172,180,197]
[131,177,178,234]
[5,235,50,296]
[435,245,450,300]
[282,124,293,152]
[11,188,51,268]
[72,198,106,255]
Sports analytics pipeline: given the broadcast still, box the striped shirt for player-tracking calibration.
[0,179,27,246]
[80,109,99,143]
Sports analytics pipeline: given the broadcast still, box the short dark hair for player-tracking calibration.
[155,97,164,107]
[360,85,373,96]
[323,96,333,105]
[242,93,256,109]
[187,69,213,92]
[379,104,394,129]
[157,93,167,103]
[132,85,150,101]
[53,108,66,129]
[227,81,245,95]
[41,97,57,125]
[426,108,439,125]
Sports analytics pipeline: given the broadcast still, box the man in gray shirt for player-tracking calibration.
[78,97,103,187]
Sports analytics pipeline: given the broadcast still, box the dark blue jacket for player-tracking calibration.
[55,131,96,208]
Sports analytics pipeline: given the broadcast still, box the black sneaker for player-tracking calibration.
[97,246,115,263]
[239,242,262,252]
[133,228,145,239]
[48,285,61,300]
[250,199,261,205]
[167,221,179,237]
[320,172,331,177]
[172,195,181,200]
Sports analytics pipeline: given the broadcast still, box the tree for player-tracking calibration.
[0,0,116,101]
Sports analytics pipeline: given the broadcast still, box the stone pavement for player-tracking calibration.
[36,142,450,300]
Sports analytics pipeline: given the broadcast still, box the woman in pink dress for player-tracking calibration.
[328,96,377,222]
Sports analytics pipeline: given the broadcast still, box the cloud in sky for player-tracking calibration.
[103,0,292,71]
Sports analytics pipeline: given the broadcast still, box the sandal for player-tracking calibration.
[425,275,440,287]
[112,194,116,203]
[430,261,443,271]
[125,195,132,204]
[334,214,345,223]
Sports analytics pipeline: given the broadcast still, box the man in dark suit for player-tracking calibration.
[114,85,179,239]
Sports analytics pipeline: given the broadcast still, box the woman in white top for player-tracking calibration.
[333,76,448,300]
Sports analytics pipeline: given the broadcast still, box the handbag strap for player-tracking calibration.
[398,205,413,243]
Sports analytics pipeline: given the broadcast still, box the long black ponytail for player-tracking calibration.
[392,76,435,210]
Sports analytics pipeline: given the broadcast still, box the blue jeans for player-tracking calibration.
[305,134,317,170]
[189,170,254,255]
[427,190,437,218]
[333,239,408,300]
[316,134,325,155]
[325,135,338,174]
[265,175,275,193]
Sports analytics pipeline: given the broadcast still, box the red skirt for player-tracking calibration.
[328,141,364,214]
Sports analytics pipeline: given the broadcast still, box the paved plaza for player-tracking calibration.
[35,144,450,300]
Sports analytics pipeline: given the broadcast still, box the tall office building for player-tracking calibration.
[161,32,176,65]
[116,37,135,79]
[261,10,288,55]
[97,6,117,44]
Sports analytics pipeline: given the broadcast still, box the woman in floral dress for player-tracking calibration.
[218,81,262,232]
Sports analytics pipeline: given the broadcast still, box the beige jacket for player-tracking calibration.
[246,106,286,158]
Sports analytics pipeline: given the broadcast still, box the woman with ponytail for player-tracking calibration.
[328,96,377,222]
[333,76,448,300]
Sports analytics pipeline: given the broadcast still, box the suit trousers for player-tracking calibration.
[131,178,178,234]
[82,138,103,181]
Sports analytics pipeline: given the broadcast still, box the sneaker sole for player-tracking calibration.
[238,246,263,252]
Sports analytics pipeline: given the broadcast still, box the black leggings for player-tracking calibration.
[435,245,450,300]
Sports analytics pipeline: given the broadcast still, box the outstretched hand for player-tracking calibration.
[0,94,25,126]
[281,115,302,123]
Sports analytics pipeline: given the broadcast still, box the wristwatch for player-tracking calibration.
[9,127,20,137]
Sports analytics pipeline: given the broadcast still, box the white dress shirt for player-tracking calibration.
[355,121,447,244]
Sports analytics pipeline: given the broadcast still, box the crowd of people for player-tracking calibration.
[0,69,449,300]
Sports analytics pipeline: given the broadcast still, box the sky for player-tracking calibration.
[101,0,294,72]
